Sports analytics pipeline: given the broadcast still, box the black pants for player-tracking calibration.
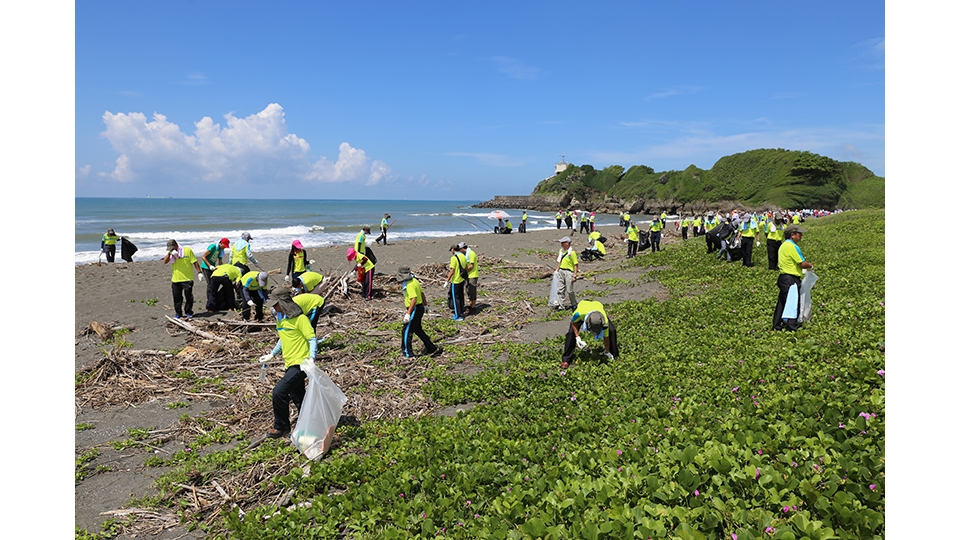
[402,304,437,357]
[650,231,661,252]
[741,236,755,267]
[706,234,720,253]
[681,226,688,240]
[211,276,235,311]
[104,244,116,263]
[565,217,573,229]
[520,221,526,233]
[580,221,589,233]
[556,219,561,229]
[627,240,638,258]
[375,229,387,244]
[448,281,465,319]
[773,274,802,331]
[241,291,265,321]
[561,322,618,364]
[272,364,307,431]
[202,267,216,310]
[171,280,194,317]
[766,239,781,270]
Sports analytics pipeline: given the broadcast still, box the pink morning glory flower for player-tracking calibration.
[783,506,790,513]
[694,490,699,496]
[869,484,876,491]
[465,500,471,506]
[732,534,738,540]
[732,387,739,393]
[839,423,846,429]
[877,369,885,376]
[755,468,761,479]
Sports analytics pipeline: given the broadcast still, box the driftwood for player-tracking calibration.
[165,315,227,342]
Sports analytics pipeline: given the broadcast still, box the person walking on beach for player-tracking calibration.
[397,266,442,358]
[680,215,690,240]
[286,240,309,283]
[460,242,480,314]
[210,263,242,312]
[520,211,527,233]
[375,213,391,245]
[560,299,618,369]
[101,229,120,263]
[554,236,579,310]
[445,244,468,320]
[163,239,202,319]
[556,210,563,229]
[239,270,270,322]
[737,213,759,267]
[564,211,574,230]
[622,211,631,233]
[579,211,590,234]
[626,222,640,258]
[230,233,257,275]
[259,290,317,438]
[773,225,813,331]
[201,238,229,310]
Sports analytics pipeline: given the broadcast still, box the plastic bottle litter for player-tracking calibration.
[259,362,268,383]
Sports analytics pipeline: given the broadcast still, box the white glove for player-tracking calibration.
[442,282,449,290]
[756,240,761,247]
[403,314,411,324]
[247,300,256,307]
[259,353,273,363]
[198,274,204,282]
[605,352,615,360]
[309,260,316,265]
[575,336,586,349]
[284,275,292,284]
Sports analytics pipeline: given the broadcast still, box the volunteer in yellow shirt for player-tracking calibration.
[397,266,441,358]
[210,263,242,312]
[773,225,813,332]
[560,300,619,368]
[101,229,121,263]
[445,244,468,320]
[163,239,201,319]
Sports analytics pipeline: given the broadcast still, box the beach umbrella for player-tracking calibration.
[487,210,511,220]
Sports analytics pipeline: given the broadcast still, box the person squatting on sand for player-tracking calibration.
[209,263,242,312]
[239,270,270,322]
[554,236,579,310]
[397,266,442,358]
[163,239,202,319]
[560,299,619,369]
[259,290,317,439]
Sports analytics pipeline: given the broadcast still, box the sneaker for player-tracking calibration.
[429,346,444,357]
[173,314,181,319]
[452,317,465,322]
[184,314,193,319]
[560,361,570,369]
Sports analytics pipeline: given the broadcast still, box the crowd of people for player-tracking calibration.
[95,203,830,439]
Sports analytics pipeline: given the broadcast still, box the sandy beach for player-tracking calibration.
[75,224,680,536]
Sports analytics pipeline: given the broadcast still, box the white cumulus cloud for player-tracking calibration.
[98,103,390,187]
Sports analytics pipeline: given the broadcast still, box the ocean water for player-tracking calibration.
[76,198,645,265]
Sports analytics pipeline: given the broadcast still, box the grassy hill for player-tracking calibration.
[532,149,884,209]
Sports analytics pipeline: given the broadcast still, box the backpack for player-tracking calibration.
[457,253,469,281]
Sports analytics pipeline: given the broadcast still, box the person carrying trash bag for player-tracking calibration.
[259,290,318,439]
[773,225,814,331]
[101,229,120,263]
[560,299,619,369]
[397,266,442,358]
[554,236,579,310]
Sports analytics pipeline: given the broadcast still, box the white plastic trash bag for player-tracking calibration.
[798,271,819,323]
[548,272,560,307]
[291,358,347,460]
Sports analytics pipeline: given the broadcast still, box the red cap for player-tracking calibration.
[220,238,230,247]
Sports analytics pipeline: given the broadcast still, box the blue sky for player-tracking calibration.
[73,1,885,200]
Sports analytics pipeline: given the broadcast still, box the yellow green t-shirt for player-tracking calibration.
[449,252,468,284]
[465,249,479,278]
[402,278,424,309]
[240,271,265,291]
[102,233,120,246]
[276,314,316,369]
[627,225,639,242]
[291,250,306,273]
[558,248,578,271]
[299,271,324,291]
[777,240,805,277]
[171,247,197,283]
[211,264,241,282]
[571,300,609,338]
[230,241,251,266]
[766,222,784,242]
[293,293,325,314]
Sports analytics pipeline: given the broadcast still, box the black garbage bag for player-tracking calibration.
[637,230,651,251]
[120,237,138,262]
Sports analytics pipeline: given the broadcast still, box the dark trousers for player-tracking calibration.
[623,221,631,233]
[272,364,307,431]
[360,268,375,299]
[650,231,661,252]
[565,217,573,229]
[241,291,265,321]
[681,226,688,240]
[402,304,437,357]
[562,322,619,364]
[556,219,561,229]
[773,274,803,331]
[766,239,782,270]
[171,280,194,317]
[235,263,250,275]
[706,234,720,253]
[741,236,755,267]
[580,221,589,233]
[375,229,387,244]
[211,276,235,311]
[449,281,465,319]
[104,244,116,263]
[519,221,526,233]
[202,267,215,309]
[627,240,638,258]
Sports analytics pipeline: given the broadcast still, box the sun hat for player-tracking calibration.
[292,239,303,250]
[257,271,269,287]
[220,238,230,247]
[559,236,572,243]
[396,266,413,282]
[584,312,606,334]
[450,244,460,252]
[107,228,115,235]
[271,290,303,318]
[241,232,252,241]
[362,225,371,232]
[784,225,808,236]
[166,239,178,251]
[346,247,357,261]
[456,242,467,249]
